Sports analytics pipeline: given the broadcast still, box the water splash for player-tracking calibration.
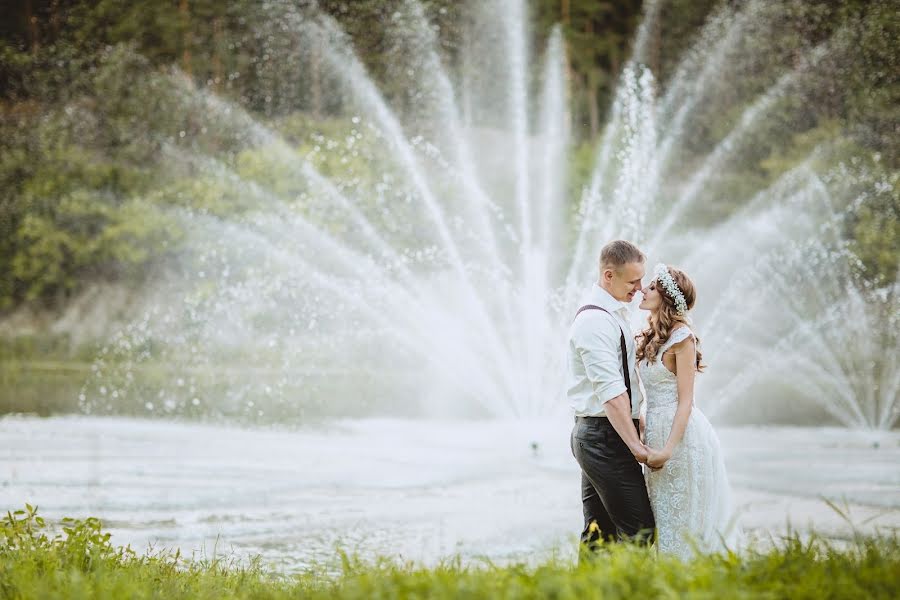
[80,0,897,429]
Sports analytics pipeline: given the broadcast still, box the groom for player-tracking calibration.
[567,239,655,554]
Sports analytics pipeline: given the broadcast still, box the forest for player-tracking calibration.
[0,0,896,313]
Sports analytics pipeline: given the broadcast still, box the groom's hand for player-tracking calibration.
[646,448,671,470]
[605,393,649,463]
[631,443,650,464]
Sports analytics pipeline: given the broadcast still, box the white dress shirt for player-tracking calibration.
[566,283,642,419]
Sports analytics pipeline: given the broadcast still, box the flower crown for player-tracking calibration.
[654,263,688,316]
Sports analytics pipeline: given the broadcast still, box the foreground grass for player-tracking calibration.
[2,505,897,599]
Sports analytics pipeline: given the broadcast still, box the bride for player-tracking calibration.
[637,264,741,560]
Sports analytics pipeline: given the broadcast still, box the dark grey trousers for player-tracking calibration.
[571,416,656,552]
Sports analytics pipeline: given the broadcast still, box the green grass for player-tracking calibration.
[2,504,898,599]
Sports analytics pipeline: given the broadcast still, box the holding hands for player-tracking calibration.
[631,443,650,464]
[631,440,672,470]
[646,447,672,470]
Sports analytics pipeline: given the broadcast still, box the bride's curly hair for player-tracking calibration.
[636,266,705,372]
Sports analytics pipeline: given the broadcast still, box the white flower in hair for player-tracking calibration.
[654,263,688,316]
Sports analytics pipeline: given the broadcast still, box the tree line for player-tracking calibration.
[0,0,896,312]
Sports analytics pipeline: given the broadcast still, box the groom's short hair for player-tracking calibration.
[600,240,645,272]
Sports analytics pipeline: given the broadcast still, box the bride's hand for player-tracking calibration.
[646,448,671,470]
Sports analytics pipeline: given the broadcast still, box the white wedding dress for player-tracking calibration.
[640,327,741,560]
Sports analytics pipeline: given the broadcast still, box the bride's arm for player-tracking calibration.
[647,336,696,467]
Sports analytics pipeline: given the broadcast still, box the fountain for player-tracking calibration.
[76,0,897,430]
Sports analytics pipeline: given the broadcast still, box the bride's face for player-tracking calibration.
[639,280,662,312]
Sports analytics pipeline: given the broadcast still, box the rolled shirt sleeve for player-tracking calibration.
[573,312,627,404]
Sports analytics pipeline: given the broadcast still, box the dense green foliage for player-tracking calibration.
[0,0,897,314]
[2,504,899,599]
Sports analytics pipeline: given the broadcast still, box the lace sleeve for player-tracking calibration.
[663,327,694,353]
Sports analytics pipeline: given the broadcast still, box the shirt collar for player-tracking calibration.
[589,283,630,315]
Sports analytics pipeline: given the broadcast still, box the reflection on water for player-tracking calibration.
[2,415,897,570]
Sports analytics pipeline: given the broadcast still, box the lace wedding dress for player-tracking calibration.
[641,327,741,560]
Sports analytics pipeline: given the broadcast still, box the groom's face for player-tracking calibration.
[605,261,646,303]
